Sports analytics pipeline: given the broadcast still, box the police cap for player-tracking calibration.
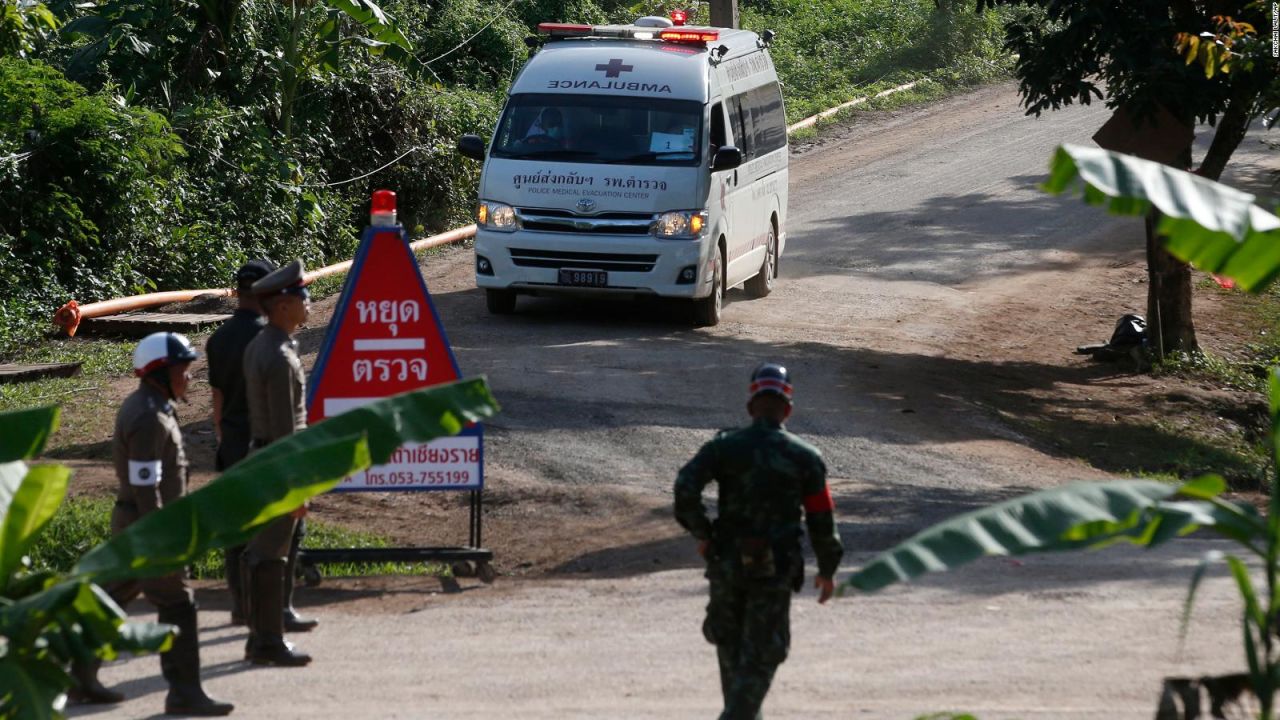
[235,259,277,289]
[251,259,309,300]
[749,362,792,401]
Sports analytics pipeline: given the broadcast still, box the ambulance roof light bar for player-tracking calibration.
[537,21,719,44]
[659,28,719,43]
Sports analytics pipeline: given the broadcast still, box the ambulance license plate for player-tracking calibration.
[558,269,608,287]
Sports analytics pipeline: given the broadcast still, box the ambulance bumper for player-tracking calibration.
[474,229,713,300]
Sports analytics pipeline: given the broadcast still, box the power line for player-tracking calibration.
[421,0,520,68]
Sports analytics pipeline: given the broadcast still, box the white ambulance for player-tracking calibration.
[457,15,788,326]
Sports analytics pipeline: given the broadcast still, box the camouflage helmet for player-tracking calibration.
[749,362,792,401]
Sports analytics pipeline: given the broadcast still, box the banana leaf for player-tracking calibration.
[328,0,411,51]
[0,464,70,591]
[73,378,499,582]
[1044,143,1280,292]
[0,655,66,720]
[842,479,1265,593]
[0,406,59,463]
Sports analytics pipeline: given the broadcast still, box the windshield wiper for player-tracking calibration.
[606,151,695,164]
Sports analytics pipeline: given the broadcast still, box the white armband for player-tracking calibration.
[128,460,162,487]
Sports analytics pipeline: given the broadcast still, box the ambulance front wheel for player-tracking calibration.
[486,289,517,315]
[691,245,724,327]
[744,220,777,299]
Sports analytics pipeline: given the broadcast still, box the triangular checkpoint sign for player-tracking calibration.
[307,224,483,492]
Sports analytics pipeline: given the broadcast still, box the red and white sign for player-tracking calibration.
[307,210,482,492]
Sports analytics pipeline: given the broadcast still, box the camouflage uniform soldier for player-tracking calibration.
[71,332,234,716]
[241,259,313,666]
[674,363,843,720]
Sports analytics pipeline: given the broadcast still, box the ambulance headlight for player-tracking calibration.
[478,202,519,232]
[652,210,707,239]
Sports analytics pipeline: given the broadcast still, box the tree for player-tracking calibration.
[842,145,1280,716]
[60,0,412,137]
[0,378,499,718]
[0,0,57,59]
[975,0,1278,355]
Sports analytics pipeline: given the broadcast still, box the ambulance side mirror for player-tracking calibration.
[457,135,486,161]
[711,146,742,172]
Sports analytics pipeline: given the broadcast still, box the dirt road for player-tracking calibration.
[73,82,1274,718]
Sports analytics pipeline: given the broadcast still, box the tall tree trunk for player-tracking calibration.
[1143,80,1255,358]
[1197,79,1256,182]
[1146,211,1198,357]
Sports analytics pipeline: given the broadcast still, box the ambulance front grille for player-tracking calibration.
[508,248,658,273]
[516,208,654,235]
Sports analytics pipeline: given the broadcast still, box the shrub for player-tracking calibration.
[0,58,183,353]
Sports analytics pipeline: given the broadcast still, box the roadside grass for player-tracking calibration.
[32,497,438,579]
[995,398,1270,492]
[0,236,469,437]
[756,0,1017,121]
[1086,276,1279,491]
[1155,278,1280,395]
[0,339,136,451]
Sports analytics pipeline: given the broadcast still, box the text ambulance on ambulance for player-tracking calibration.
[457,14,788,326]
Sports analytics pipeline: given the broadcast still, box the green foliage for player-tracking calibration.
[0,58,184,354]
[32,496,430,578]
[0,378,500,717]
[76,378,499,582]
[0,0,1015,357]
[974,0,1273,123]
[0,406,59,461]
[844,479,1187,592]
[749,0,1012,119]
[0,405,176,720]
[1045,143,1280,293]
[0,0,57,59]
[844,152,1280,714]
[401,0,529,89]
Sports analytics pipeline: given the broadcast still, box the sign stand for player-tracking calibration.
[298,190,494,586]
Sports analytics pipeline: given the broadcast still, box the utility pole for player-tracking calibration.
[709,0,738,28]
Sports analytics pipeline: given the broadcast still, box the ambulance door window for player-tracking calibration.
[727,94,754,161]
[749,82,787,155]
[710,102,727,160]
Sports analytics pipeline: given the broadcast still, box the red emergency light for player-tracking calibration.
[669,9,688,25]
[537,22,594,36]
[370,189,397,226]
[371,189,396,214]
[659,28,719,43]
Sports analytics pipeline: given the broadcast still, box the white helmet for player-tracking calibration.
[133,332,199,377]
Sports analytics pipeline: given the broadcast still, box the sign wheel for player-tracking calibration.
[302,564,323,588]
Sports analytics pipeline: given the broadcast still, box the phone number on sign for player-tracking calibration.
[363,470,473,487]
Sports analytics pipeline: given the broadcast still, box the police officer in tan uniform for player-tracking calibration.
[71,332,234,716]
[241,259,313,666]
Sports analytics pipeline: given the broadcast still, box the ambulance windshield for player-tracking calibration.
[491,93,703,166]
